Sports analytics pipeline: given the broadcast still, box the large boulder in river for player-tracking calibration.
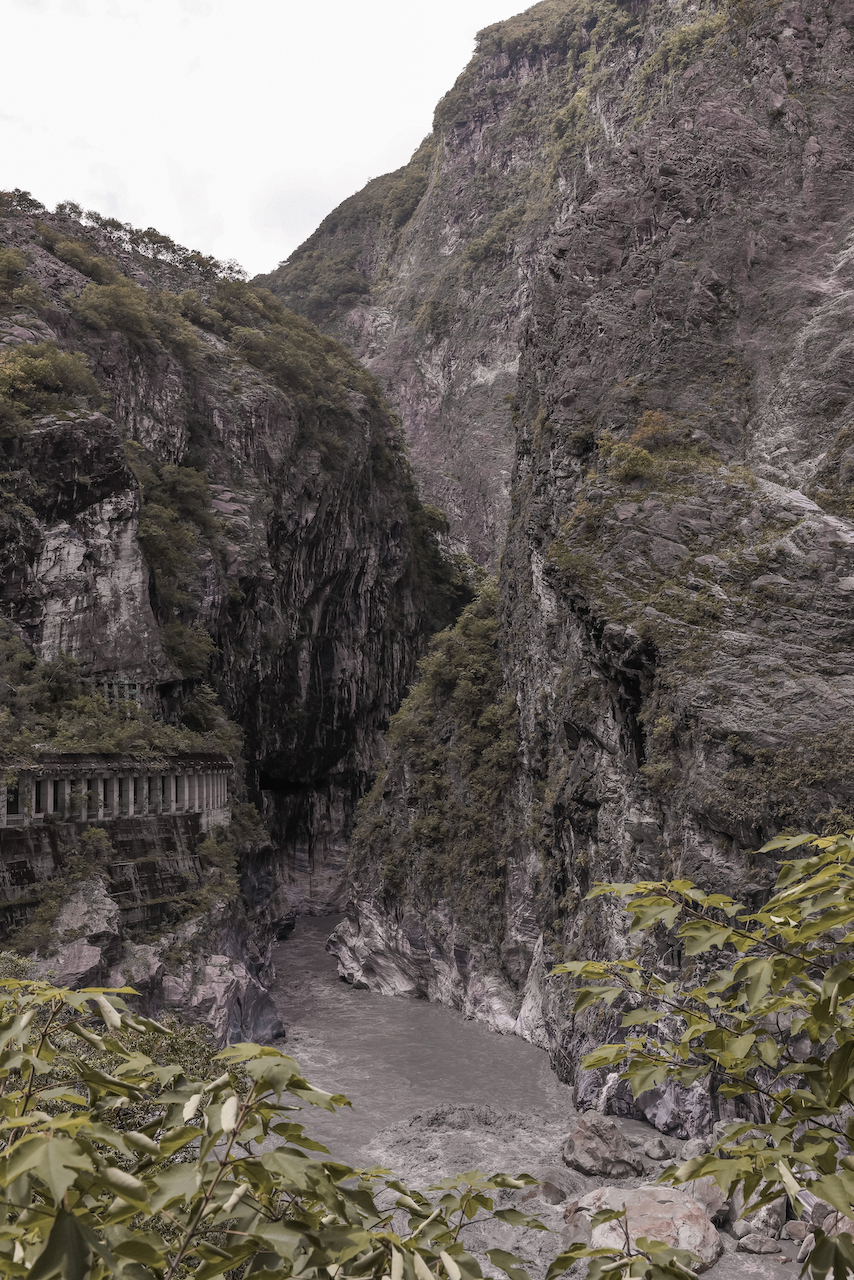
[577,1185,723,1271]
[684,1175,730,1225]
[562,1113,644,1178]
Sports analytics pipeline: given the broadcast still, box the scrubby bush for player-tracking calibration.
[51,235,120,284]
[0,246,44,310]
[70,273,200,359]
[554,830,854,1280]
[0,188,45,215]
[0,340,100,432]
[126,443,223,619]
[0,621,238,762]
[160,620,218,678]
[610,442,655,482]
[629,410,675,451]
[72,277,155,341]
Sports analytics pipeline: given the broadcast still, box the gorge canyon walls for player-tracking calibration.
[0,202,466,1028]
[308,0,854,1122]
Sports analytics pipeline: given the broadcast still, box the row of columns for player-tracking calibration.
[0,769,229,826]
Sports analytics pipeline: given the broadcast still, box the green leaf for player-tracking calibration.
[5,1135,92,1203]
[811,1174,854,1219]
[486,1247,531,1280]
[494,1208,546,1230]
[621,1010,664,1028]
[28,1210,90,1280]
[546,1246,601,1280]
[590,1209,626,1228]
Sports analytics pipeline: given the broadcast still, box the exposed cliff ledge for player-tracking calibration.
[329,0,854,1126]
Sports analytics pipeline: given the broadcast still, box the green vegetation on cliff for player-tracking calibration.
[0,340,100,433]
[255,138,435,325]
[0,622,240,763]
[352,583,517,934]
[125,441,225,675]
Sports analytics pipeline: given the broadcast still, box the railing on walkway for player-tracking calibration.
[0,752,233,834]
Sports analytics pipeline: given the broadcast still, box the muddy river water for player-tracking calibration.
[270,916,574,1166]
[269,919,782,1280]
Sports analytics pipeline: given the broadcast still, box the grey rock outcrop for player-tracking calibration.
[576,1185,723,1271]
[737,1236,780,1255]
[34,876,121,987]
[685,1177,730,1228]
[562,1113,644,1178]
[33,875,283,1043]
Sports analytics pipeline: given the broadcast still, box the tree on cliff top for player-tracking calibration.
[551,831,854,1280]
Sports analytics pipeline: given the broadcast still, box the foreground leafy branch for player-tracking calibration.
[551,832,854,1280]
[0,978,546,1278]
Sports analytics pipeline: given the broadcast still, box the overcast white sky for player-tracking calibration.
[3,0,522,277]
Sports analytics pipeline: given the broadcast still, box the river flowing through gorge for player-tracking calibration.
[269,917,588,1277]
[269,922,798,1280]
[270,918,576,1169]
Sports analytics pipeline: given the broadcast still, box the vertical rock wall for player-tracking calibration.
[329,0,854,1115]
[0,210,459,927]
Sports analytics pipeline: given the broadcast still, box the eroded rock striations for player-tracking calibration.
[256,22,573,565]
[329,0,854,1121]
[0,201,464,1029]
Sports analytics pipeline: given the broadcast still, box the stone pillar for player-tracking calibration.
[167,772,176,815]
[97,777,105,821]
[0,779,6,828]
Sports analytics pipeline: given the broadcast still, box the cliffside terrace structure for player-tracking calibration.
[0,752,232,833]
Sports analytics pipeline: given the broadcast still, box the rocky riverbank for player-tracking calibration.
[366,1106,809,1280]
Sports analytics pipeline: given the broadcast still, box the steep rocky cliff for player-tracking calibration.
[0,200,465,987]
[330,0,854,1127]
[255,32,571,566]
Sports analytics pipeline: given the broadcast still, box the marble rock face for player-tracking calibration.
[562,1113,644,1179]
[323,0,854,1133]
[577,1185,723,1271]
